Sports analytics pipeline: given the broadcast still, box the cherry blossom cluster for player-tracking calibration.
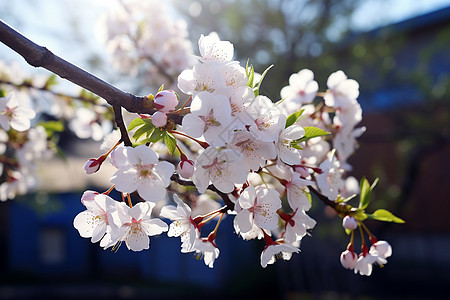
[0,60,115,200]
[0,91,41,201]
[99,0,195,89]
[74,33,403,273]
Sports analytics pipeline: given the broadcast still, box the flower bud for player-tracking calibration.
[340,249,357,269]
[153,90,178,113]
[177,159,194,179]
[84,157,104,174]
[151,111,168,128]
[342,215,358,230]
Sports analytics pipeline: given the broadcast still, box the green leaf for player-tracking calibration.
[128,117,147,131]
[157,84,165,93]
[247,64,254,88]
[147,128,165,143]
[0,89,6,97]
[132,123,154,141]
[289,141,304,150]
[371,177,379,190]
[305,190,312,205]
[254,64,273,97]
[294,126,330,144]
[39,121,64,137]
[345,228,352,235]
[164,132,177,155]
[359,177,371,210]
[351,209,368,221]
[39,121,64,132]
[368,209,405,223]
[285,109,305,128]
[44,74,58,89]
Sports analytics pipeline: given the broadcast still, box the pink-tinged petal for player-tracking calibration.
[73,211,101,238]
[177,69,196,95]
[110,146,129,169]
[137,180,166,202]
[129,202,154,220]
[235,209,253,234]
[238,185,255,209]
[110,168,139,193]
[254,210,278,231]
[182,114,206,138]
[0,117,10,131]
[10,117,31,132]
[154,161,175,187]
[160,206,178,220]
[141,219,168,236]
[130,145,158,164]
[125,228,149,251]
[91,222,107,243]
[192,167,210,194]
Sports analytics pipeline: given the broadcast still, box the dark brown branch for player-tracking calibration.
[113,105,132,146]
[308,185,350,216]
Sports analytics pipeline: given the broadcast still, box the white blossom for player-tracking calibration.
[110,145,174,202]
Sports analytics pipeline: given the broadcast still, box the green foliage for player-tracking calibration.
[293,126,330,145]
[285,109,304,128]
[38,120,64,137]
[246,60,255,88]
[359,177,371,210]
[164,132,178,155]
[367,209,405,223]
[44,74,58,90]
[254,64,273,97]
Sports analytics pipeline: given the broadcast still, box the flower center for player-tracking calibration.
[136,163,155,179]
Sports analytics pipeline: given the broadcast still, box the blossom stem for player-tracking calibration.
[178,95,192,111]
[212,212,224,234]
[175,144,188,161]
[359,223,366,249]
[198,206,227,219]
[126,193,133,208]
[347,229,355,251]
[169,130,209,149]
[259,170,288,186]
[360,221,377,243]
[104,140,122,157]
[199,211,221,226]
[103,185,115,195]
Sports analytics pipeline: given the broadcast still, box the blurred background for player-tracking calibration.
[1,0,450,299]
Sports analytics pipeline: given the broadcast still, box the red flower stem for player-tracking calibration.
[169,130,209,149]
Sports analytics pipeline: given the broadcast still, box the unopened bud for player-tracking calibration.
[342,215,358,230]
[84,157,105,174]
[154,90,179,113]
[177,159,194,179]
[152,111,168,128]
[340,249,357,269]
